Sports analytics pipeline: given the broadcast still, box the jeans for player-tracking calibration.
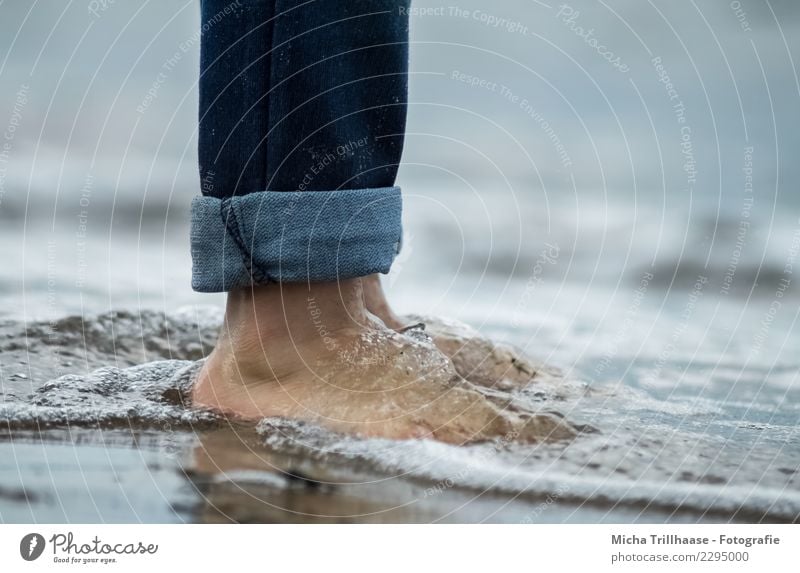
[190,0,410,292]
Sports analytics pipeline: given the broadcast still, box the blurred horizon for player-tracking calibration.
[0,1,798,214]
[1,0,800,320]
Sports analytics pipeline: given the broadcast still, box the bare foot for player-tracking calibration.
[406,315,563,389]
[192,278,574,444]
[362,275,556,389]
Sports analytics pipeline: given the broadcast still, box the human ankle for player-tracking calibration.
[219,278,372,350]
[362,273,404,330]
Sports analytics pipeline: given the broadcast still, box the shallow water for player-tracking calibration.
[1,303,797,523]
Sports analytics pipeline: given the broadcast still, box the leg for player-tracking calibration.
[189,0,562,442]
[194,0,409,288]
[194,0,403,324]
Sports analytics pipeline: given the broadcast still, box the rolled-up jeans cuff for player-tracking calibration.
[190,187,403,292]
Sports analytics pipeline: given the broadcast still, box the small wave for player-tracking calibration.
[257,418,800,522]
[1,360,219,429]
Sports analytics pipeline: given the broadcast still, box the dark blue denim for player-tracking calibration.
[191,0,410,292]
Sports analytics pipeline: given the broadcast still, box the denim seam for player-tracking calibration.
[219,196,271,285]
[261,0,275,189]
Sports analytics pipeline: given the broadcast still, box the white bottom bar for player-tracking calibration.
[1,524,797,572]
